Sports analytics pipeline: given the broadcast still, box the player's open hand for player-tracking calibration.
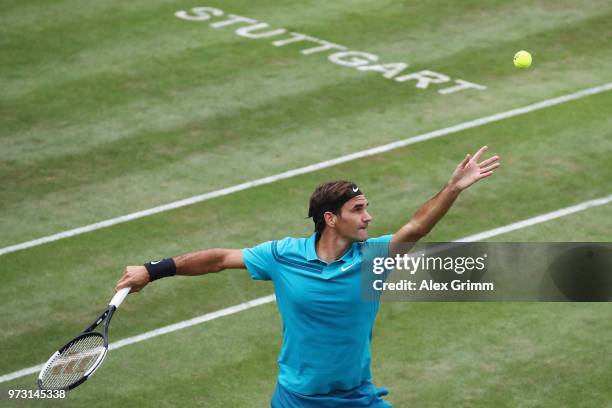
[116,266,150,293]
[448,146,500,191]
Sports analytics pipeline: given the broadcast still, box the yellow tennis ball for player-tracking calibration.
[513,50,532,68]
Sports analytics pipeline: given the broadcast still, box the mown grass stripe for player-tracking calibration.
[1,82,611,257]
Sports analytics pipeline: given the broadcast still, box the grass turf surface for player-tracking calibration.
[1,0,611,406]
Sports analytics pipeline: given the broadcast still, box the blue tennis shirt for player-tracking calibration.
[243,233,392,395]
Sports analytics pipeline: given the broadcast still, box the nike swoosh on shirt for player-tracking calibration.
[341,263,357,271]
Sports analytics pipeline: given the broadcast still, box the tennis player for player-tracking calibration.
[116,146,499,407]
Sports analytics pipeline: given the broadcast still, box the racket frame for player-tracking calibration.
[37,288,129,391]
[37,306,116,390]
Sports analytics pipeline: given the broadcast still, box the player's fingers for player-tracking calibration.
[478,155,499,167]
[114,268,130,290]
[478,171,494,179]
[480,162,500,173]
[117,280,140,293]
[115,279,127,292]
[121,276,142,293]
[116,270,139,291]
[472,145,488,161]
[459,154,470,168]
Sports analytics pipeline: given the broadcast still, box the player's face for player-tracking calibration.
[335,195,372,241]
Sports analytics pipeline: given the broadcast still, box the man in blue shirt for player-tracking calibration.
[116,146,499,407]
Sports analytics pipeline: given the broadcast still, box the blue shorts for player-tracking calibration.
[271,381,392,408]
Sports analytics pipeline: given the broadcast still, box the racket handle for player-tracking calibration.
[110,287,131,308]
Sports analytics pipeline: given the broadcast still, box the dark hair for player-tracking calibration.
[308,181,362,234]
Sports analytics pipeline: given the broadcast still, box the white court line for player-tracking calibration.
[1,82,611,257]
[2,193,611,383]
[460,194,612,242]
[0,294,277,384]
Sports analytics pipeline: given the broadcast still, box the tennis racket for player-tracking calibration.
[37,287,131,391]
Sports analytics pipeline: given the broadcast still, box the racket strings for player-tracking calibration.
[40,334,106,389]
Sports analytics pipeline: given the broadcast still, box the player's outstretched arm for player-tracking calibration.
[115,249,245,293]
[391,146,500,246]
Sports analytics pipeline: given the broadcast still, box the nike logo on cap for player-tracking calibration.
[352,187,359,192]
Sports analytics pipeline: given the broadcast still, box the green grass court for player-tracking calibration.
[1,0,611,406]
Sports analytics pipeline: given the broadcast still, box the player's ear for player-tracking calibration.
[324,211,336,228]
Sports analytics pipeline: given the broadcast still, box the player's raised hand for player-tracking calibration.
[116,265,150,293]
[448,146,500,191]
